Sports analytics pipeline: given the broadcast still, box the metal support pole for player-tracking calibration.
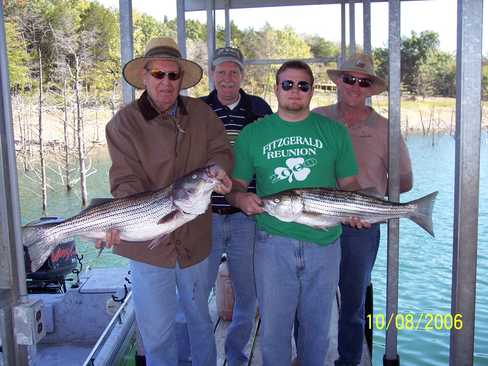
[363,0,371,55]
[0,4,29,365]
[119,0,134,104]
[176,0,189,96]
[450,1,482,365]
[384,0,401,365]
[363,0,372,106]
[348,0,356,55]
[206,0,216,90]
[340,0,346,64]
[224,0,231,47]
[177,0,187,58]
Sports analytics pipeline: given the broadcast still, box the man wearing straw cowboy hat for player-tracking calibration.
[98,37,233,366]
[313,53,412,365]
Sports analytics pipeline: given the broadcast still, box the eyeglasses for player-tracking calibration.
[147,70,181,81]
[280,80,311,93]
[341,74,373,88]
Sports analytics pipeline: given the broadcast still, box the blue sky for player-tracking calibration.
[98,0,487,54]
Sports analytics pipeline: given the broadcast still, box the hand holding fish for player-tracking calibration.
[232,192,265,216]
[95,228,121,255]
[342,216,372,229]
[212,169,232,194]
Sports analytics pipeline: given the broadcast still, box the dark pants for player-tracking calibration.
[336,223,380,366]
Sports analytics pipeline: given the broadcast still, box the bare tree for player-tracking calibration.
[51,14,98,206]
[19,8,52,214]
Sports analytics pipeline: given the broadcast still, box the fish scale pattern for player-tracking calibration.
[301,190,415,220]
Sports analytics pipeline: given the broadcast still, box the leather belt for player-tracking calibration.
[212,206,241,215]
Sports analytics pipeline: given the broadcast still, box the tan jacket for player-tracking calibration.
[106,92,233,268]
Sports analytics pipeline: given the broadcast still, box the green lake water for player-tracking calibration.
[17,134,488,365]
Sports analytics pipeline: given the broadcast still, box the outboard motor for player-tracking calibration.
[24,216,78,293]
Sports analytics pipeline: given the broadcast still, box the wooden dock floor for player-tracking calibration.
[210,290,371,366]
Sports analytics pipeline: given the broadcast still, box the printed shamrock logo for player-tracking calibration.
[271,157,312,183]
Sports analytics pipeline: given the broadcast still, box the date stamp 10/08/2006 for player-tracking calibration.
[366,313,463,331]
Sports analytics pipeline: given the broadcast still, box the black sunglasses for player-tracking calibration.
[280,80,311,93]
[341,74,373,88]
[147,70,181,81]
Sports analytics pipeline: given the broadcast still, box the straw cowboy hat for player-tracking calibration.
[327,53,387,95]
[123,37,203,90]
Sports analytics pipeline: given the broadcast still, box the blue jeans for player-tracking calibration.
[130,259,216,366]
[254,229,341,366]
[207,212,257,366]
[336,224,380,366]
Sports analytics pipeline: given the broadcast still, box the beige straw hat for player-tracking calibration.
[327,53,387,95]
[122,37,203,90]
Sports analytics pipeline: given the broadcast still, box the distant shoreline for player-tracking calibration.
[11,96,488,148]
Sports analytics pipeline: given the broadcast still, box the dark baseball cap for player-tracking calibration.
[212,47,244,69]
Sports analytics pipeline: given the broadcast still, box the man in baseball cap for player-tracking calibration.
[201,47,272,366]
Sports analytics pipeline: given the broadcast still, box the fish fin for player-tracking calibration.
[22,223,59,273]
[408,191,438,237]
[79,198,114,214]
[158,210,181,225]
[314,225,330,231]
[148,234,170,250]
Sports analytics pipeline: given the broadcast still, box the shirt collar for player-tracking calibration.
[226,94,241,110]
[208,88,247,109]
[137,91,186,121]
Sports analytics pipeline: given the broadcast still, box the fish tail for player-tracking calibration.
[22,223,59,272]
[408,191,438,237]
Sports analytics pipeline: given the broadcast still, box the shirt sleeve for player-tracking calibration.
[232,125,255,184]
[335,126,359,179]
[106,119,149,198]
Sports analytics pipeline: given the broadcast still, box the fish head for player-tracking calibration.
[262,190,303,222]
[173,164,224,214]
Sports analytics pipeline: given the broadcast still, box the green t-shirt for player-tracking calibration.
[233,112,358,245]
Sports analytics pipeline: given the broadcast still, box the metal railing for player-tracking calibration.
[82,291,135,366]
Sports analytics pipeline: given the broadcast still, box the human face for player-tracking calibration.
[143,60,182,112]
[275,68,314,114]
[212,61,244,105]
[337,71,372,108]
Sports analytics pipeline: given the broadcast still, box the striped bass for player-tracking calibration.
[23,164,226,272]
[261,189,438,236]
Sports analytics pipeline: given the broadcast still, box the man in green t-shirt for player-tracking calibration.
[227,60,366,366]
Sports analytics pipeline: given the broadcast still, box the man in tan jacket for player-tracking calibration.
[98,38,233,366]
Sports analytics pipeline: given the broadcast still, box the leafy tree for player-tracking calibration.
[185,19,206,41]
[78,1,120,92]
[401,30,440,94]
[305,35,339,59]
[418,51,456,97]
[372,47,388,82]
[373,31,453,96]
[133,12,175,55]
[482,62,488,100]
[5,20,30,92]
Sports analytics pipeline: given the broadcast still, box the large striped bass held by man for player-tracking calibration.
[23,164,226,272]
[261,188,438,236]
